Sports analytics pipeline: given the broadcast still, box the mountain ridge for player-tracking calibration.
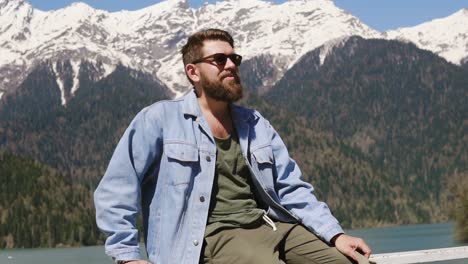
[262,35,467,227]
[1,0,467,103]
[0,0,380,101]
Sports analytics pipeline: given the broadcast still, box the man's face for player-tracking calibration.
[196,40,244,102]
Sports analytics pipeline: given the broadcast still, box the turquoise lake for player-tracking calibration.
[1,222,466,264]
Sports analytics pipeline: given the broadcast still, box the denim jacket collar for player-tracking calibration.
[181,89,257,123]
[181,89,201,118]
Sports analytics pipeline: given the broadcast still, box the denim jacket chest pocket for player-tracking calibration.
[252,145,276,191]
[163,141,199,186]
[253,145,274,165]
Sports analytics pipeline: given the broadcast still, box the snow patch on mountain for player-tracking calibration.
[319,36,351,65]
[385,8,468,64]
[51,62,67,105]
[70,61,80,95]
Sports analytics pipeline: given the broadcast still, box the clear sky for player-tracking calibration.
[27,0,468,31]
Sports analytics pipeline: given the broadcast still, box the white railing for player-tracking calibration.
[367,246,468,264]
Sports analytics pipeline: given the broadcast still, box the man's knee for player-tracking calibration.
[241,248,277,264]
[331,249,356,264]
[207,248,277,264]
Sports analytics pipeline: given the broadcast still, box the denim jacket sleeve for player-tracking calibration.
[94,106,162,261]
[265,119,344,243]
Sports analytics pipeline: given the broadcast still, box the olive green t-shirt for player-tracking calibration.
[204,132,264,237]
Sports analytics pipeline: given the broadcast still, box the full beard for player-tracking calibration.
[200,71,244,103]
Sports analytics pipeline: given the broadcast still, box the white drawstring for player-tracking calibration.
[263,213,277,231]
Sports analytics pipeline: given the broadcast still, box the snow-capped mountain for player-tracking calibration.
[0,0,380,103]
[0,0,467,104]
[385,8,468,65]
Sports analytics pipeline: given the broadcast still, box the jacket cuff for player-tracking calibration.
[108,248,143,263]
[320,224,345,243]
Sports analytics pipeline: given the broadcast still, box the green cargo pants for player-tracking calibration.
[201,221,358,264]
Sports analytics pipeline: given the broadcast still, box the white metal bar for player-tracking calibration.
[369,246,468,264]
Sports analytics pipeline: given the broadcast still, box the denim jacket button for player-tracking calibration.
[206,156,211,162]
[199,196,205,202]
[193,240,199,246]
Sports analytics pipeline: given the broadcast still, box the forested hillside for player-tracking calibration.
[0,61,171,183]
[264,36,467,227]
[0,152,102,248]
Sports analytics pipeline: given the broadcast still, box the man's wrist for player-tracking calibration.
[330,233,344,246]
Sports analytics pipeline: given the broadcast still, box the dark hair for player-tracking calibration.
[181,28,234,67]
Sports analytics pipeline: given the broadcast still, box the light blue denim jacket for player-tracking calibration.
[94,90,344,264]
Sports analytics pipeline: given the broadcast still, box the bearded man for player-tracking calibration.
[94,28,371,264]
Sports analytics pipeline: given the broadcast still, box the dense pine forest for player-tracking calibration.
[0,152,103,248]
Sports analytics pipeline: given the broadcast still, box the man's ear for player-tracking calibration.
[185,64,200,83]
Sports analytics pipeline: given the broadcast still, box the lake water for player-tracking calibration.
[1,222,466,264]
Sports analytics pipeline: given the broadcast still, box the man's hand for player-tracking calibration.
[333,233,372,261]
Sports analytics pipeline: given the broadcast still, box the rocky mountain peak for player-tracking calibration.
[458,7,468,15]
[139,0,190,13]
[66,2,96,12]
[0,0,25,8]
[166,0,190,7]
[0,0,31,17]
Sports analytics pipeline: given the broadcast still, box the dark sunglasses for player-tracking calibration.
[192,53,243,66]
